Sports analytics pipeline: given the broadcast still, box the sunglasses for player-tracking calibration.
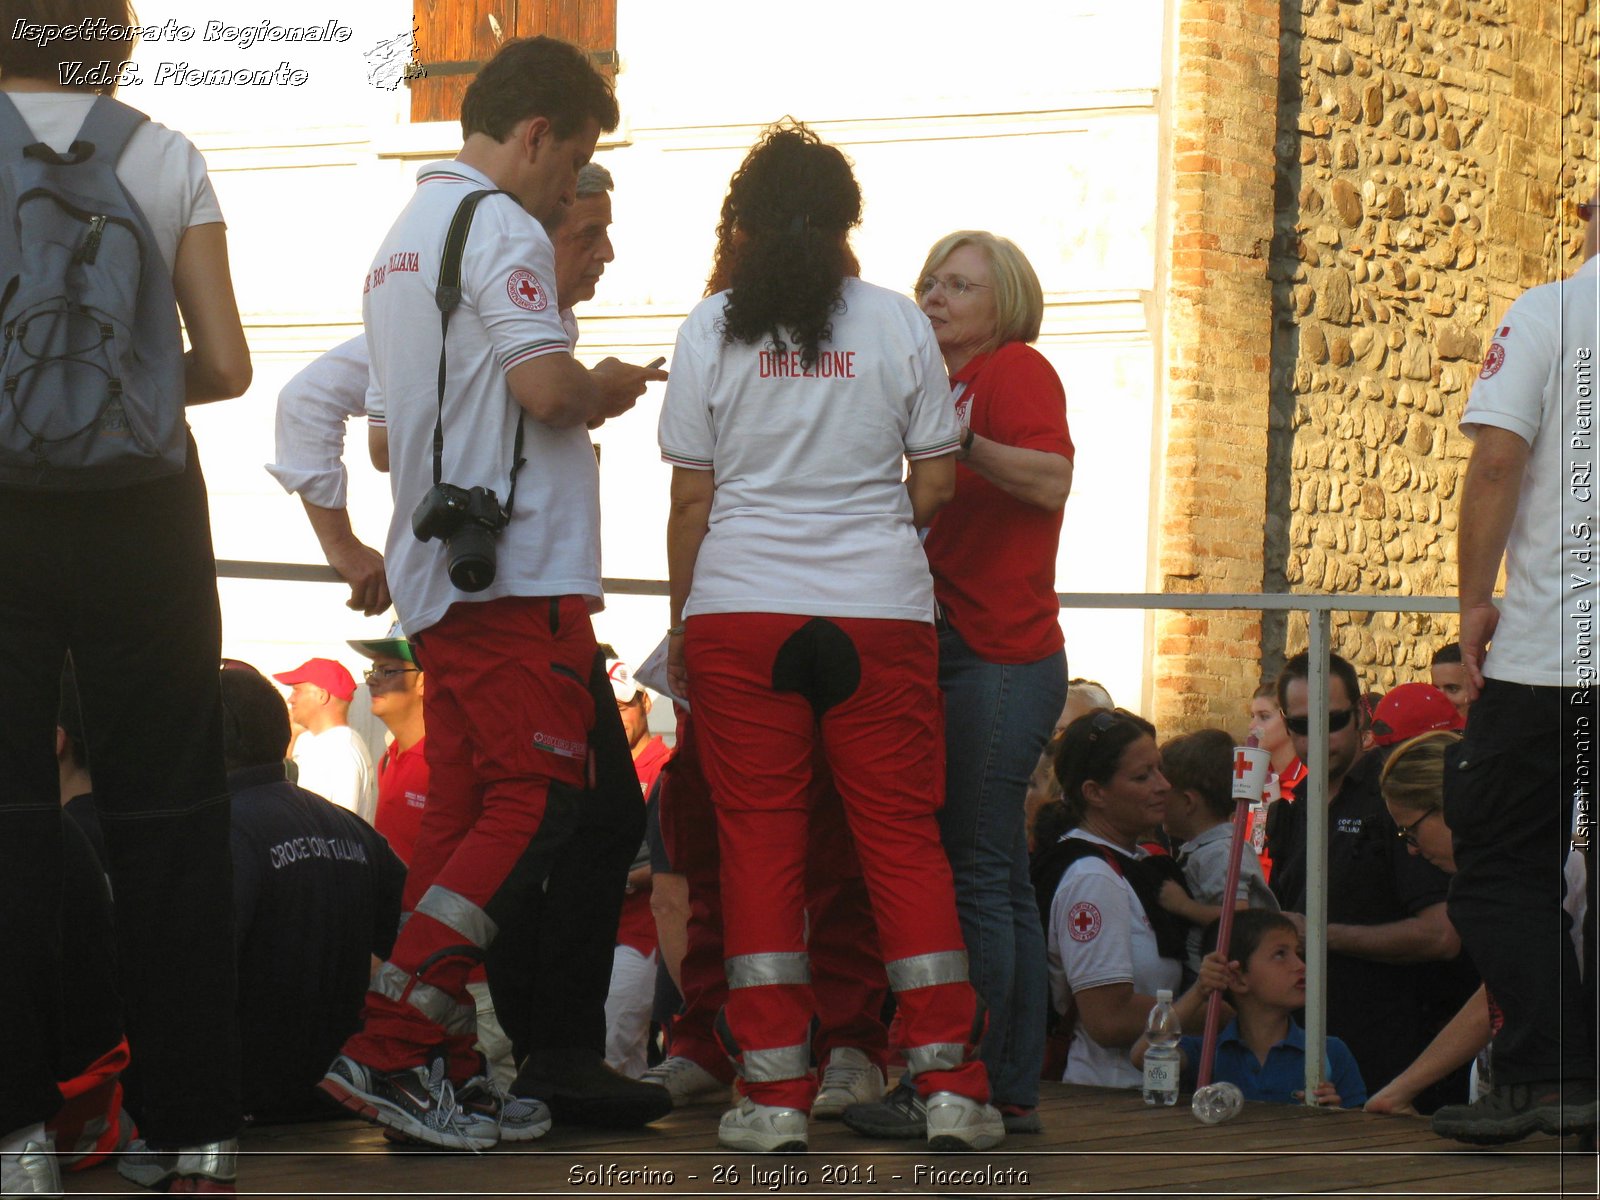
[1394,808,1440,847]
[1283,707,1356,736]
[1085,709,1124,740]
[364,666,419,685]
[1579,201,1598,222]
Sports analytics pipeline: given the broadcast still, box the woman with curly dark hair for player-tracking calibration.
[658,123,1001,1154]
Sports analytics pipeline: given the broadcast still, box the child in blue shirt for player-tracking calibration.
[1134,909,1367,1108]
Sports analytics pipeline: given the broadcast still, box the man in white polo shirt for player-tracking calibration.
[1431,187,1599,1144]
[319,36,663,1152]
[266,162,619,616]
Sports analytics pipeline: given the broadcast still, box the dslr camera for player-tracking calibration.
[411,483,508,592]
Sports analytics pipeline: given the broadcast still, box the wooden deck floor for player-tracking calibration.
[63,1084,1596,1198]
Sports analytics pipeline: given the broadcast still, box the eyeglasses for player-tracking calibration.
[914,274,991,300]
[1282,707,1356,736]
[1579,201,1598,222]
[364,666,419,685]
[1394,808,1440,847]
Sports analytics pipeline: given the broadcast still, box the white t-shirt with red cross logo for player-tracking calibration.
[1462,254,1599,687]
[1046,829,1183,1088]
[365,161,598,636]
[657,277,960,622]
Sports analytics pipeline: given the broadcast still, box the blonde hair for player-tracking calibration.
[1379,730,1461,814]
[916,231,1044,348]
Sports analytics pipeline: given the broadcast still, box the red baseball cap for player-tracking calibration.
[1369,682,1465,747]
[271,657,357,702]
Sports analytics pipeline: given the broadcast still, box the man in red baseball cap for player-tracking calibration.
[1368,683,1466,748]
[271,658,374,819]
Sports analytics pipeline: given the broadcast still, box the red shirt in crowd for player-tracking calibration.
[374,736,428,865]
[616,736,673,955]
[923,342,1075,663]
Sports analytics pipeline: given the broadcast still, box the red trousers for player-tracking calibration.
[685,613,987,1110]
[343,596,597,1077]
[658,708,889,1090]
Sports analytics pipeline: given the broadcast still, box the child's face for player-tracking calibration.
[1239,928,1306,1008]
[1161,786,1205,840]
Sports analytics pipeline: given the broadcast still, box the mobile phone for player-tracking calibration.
[646,356,666,369]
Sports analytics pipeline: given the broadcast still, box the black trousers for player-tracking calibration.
[0,442,241,1142]
[1445,679,1597,1086]
[484,648,644,1066]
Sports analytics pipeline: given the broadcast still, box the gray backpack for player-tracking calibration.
[0,94,186,490]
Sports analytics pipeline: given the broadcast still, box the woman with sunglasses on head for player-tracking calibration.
[903,231,1073,1132]
[1038,709,1212,1087]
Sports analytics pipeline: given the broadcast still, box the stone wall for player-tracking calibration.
[1157,0,1596,731]
[1265,0,1597,691]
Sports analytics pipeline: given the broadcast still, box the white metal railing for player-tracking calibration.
[1055,591,1457,1102]
[220,559,1458,1103]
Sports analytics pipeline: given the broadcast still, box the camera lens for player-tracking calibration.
[447,523,498,592]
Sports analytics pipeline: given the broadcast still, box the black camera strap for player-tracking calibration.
[435,188,527,518]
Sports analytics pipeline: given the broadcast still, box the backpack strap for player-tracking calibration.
[71,96,149,165]
[0,92,38,155]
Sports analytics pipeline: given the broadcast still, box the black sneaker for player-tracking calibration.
[1432,1081,1599,1145]
[320,1050,499,1150]
[512,1047,673,1128]
[841,1079,926,1140]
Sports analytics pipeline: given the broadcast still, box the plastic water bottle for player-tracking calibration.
[1192,1080,1245,1124]
[1141,989,1181,1106]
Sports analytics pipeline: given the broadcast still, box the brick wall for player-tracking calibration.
[1154,0,1281,732]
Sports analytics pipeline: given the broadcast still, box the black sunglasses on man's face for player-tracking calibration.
[1283,707,1356,736]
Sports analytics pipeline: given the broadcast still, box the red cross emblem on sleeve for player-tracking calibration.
[507,269,548,312]
[1066,901,1101,942]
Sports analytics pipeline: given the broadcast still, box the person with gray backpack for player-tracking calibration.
[0,3,251,1195]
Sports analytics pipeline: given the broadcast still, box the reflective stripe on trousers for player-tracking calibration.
[414,885,499,950]
[726,952,810,990]
[370,961,477,1036]
[885,950,967,992]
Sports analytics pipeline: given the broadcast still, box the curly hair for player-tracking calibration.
[705,123,862,371]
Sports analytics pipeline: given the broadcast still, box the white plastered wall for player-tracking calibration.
[107,0,1169,734]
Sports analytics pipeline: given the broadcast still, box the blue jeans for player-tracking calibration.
[936,627,1067,1108]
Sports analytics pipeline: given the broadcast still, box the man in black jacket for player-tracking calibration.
[1266,651,1466,1101]
[219,665,406,1123]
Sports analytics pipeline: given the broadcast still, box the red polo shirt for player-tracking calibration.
[374,736,428,865]
[616,736,673,954]
[923,342,1074,663]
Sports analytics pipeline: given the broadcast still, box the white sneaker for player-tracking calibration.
[811,1047,885,1119]
[925,1091,1006,1151]
[640,1055,726,1105]
[718,1097,808,1152]
[0,1124,61,1197]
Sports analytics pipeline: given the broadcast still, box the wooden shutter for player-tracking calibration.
[411,1,618,125]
